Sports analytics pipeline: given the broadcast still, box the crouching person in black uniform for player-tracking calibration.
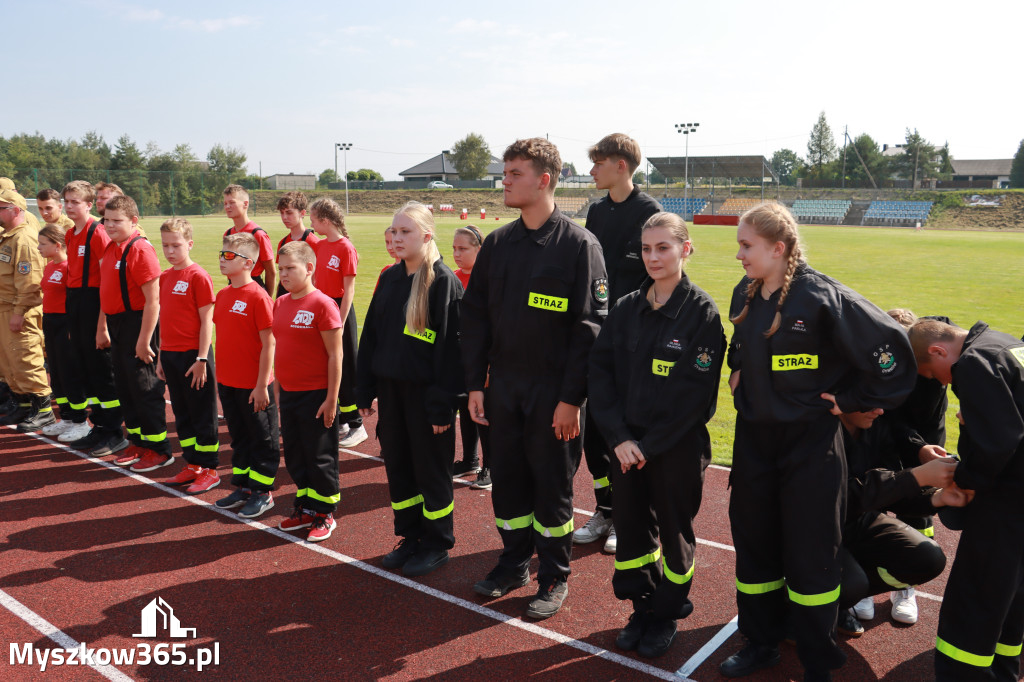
[910,318,1024,682]
[588,212,724,658]
[721,202,916,682]
[356,201,463,578]
[836,406,960,637]
[461,138,608,620]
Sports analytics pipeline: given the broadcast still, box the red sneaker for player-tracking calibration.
[279,507,315,531]
[114,445,142,467]
[166,463,202,485]
[307,513,336,543]
[130,450,174,473]
[186,469,221,494]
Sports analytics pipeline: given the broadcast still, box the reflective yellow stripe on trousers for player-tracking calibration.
[736,578,785,595]
[936,636,994,667]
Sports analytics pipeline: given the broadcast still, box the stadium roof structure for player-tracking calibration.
[647,155,778,181]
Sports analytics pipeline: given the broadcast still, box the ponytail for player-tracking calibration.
[395,201,440,334]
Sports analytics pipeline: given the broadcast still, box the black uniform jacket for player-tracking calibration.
[460,208,608,407]
[588,274,725,460]
[843,419,937,522]
[584,187,662,306]
[727,264,916,423]
[355,257,464,426]
[951,322,1024,496]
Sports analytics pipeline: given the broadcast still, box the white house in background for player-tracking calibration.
[399,153,503,184]
[267,173,315,190]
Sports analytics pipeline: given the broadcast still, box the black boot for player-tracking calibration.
[0,381,11,404]
[0,392,20,419]
[17,394,57,433]
[0,395,32,426]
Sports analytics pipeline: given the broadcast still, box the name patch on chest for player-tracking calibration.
[528,292,568,312]
[772,354,818,371]
[652,359,675,376]
[404,325,436,344]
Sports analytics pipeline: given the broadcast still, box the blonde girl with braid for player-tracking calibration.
[720,202,916,681]
[355,201,464,578]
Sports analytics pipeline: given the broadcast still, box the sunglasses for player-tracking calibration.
[219,250,252,262]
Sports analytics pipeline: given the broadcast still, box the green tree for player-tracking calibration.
[770,149,802,185]
[632,170,646,184]
[894,128,938,185]
[1010,139,1024,188]
[842,134,886,186]
[111,135,145,170]
[319,168,339,187]
[938,142,954,179]
[347,168,383,182]
[807,112,837,173]
[207,144,247,174]
[450,133,491,180]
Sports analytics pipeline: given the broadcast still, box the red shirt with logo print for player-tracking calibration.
[213,281,274,389]
[313,237,358,298]
[272,289,342,391]
[159,264,216,351]
[41,261,68,313]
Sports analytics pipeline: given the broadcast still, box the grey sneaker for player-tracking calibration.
[91,435,130,457]
[238,491,274,518]
[525,579,568,619]
[216,488,252,509]
[473,566,530,598]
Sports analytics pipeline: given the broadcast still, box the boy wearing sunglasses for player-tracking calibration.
[212,233,280,519]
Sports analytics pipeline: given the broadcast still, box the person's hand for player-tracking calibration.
[155,359,166,381]
[359,407,375,419]
[820,392,843,415]
[316,398,336,428]
[432,423,450,435]
[468,390,488,426]
[614,440,646,473]
[918,444,947,463]
[186,360,208,389]
[913,457,957,488]
[249,385,270,412]
[9,314,24,333]
[96,328,111,350]
[729,370,740,396]
[957,410,964,425]
[552,402,580,441]
[933,483,974,508]
[136,338,155,364]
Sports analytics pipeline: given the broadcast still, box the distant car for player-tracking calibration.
[428,181,454,189]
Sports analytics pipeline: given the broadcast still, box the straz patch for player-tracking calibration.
[528,292,568,312]
[873,344,898,374]
[694,346,715,372]
[404,324,436,344]
[17,261,30,275]
[592,278,609,304]
[1010,347,1024,369]
[772,354,818,371]
[652,359,675,376]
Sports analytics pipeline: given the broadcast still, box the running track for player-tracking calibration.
[1,401,963,681]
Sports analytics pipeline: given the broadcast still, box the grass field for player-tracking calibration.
[138,211,1024,465]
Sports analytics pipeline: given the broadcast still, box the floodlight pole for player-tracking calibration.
[675,123,699,217]
[337,143,352,213]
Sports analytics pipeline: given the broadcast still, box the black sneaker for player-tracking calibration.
[452,459,481,478]
[0,399,31,425]
[402,548,449,577]
[720,642,781,678]
[615,611,648,651]
[525,579,568,619]
[90,435,130,457]
[637,617,678,658]
[473,566,530,598]
[470,468,492,490]
[216,488,253,509]
[837,609,865,638]
[382,538,420,569]
[238,491,274,518]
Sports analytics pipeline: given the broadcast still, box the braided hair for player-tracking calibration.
[308,197,350,239]
[728,201,805,338]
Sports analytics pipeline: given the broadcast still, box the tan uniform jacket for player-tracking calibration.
[0,220,44,314]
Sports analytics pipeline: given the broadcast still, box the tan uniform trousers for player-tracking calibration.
[0,305,49,396]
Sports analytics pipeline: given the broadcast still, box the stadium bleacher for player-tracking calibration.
[659,197,707,217]
[790,199,852,225]
[718,198,761,216]
[556,197,589,216]
[861,200,933,225]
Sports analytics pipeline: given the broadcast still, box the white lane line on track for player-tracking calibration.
[15,430,692,682]
[676,615,738,678]
[0,587,134,682]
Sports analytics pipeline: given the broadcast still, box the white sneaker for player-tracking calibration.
[58,422,92,442]
[603,525,617,554]
[339,425,368,448]
[852,596,875,621]
[572,512,612,544]
[891,587,918,624]
[337,424,351,442]
[42,420,73,436]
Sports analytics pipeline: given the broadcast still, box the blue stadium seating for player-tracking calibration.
[790,200,851,225]
[659,197,707,217]
[861,200,933,225]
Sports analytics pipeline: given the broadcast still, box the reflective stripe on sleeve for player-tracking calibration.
[936,636,994,667]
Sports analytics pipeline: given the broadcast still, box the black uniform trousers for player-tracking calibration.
[42,312,86,423]
[730,414,847,674]
[376,378,455,550]
[280,388,341,514]
[218,383,280,492]
[488,372,581,584]
[935,493,1024,681]
[612,427,710,621]
[333,301,362,431]
[65,288,121,434]
[457,395,489,468]
[839,512,946,610]
[161,350,220,469]
[107,312,170,457]
[583,407,613,515]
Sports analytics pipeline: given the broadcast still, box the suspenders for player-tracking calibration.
[78,220,100,289]
[118,236,146,313]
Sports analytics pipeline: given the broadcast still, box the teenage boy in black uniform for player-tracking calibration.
[461,137,608,620]
[910,318,1024,682]
[575,133,662,554]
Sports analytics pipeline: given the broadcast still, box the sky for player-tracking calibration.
[7,0,1022,180]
